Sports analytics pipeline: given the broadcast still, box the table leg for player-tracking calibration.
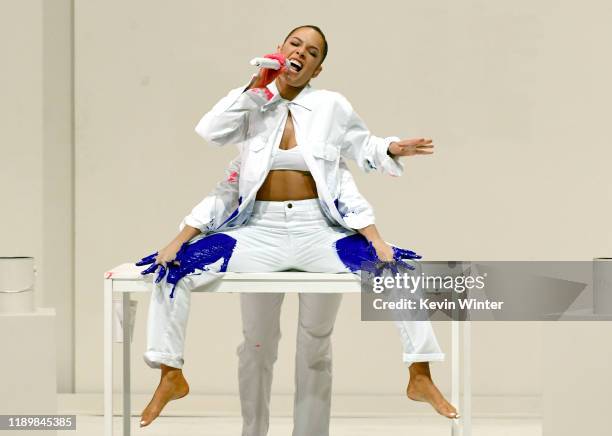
[451,320,461,435]
[122,292,131,436]
[104,279,113,436]
[463,321,472,435]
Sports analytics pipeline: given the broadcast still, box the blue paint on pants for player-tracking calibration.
[334,233,421,275]
[136,233,238,298]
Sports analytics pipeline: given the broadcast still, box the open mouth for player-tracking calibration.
[288,59,303,73]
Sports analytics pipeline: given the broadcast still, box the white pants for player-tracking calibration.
[144,198,443,436]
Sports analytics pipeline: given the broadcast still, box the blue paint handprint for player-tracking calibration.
[136,233,238,298]
[334,233,421,276]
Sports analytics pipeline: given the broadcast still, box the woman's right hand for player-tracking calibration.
[136,242,184,283]
[136,225,201,282]
[155,242,182,268]
[252,53,287,88]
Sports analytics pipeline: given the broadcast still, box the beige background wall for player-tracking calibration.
[2,0,610,412]
[72,0,611,399]
[0,0,74,392]
[1,1,43,303]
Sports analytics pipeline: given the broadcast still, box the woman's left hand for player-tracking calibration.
[371,239,394,262]
[388,138,434,157]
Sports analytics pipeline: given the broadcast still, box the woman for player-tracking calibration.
[138,25,458,435]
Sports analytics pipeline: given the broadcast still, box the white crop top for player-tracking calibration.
[270,145,309,171]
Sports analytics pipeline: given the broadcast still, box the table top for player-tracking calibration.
[105,263,360,281]
[104,263,362,293]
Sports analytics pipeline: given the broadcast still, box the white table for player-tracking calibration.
[104,263,471,436]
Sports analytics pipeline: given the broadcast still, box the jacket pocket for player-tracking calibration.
[248,138,267,152]
[311,142,340,188]
[311,141,340,161]
[242,138,268,181]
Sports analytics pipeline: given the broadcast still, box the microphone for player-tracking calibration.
[249,57,291,70]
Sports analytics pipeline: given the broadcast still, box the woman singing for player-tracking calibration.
[137,24,458,435]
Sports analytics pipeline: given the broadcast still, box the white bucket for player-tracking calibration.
[0,257,35,314]
[593,258,612,315]
[113,299,138,343]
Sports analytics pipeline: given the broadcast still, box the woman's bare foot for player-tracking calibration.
[140,364,190,427]
[406,362,459,419]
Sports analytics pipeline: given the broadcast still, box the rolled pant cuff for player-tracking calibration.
[143,351,184,369]
[403,352,445,366]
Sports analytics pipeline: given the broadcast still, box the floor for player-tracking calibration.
[59,415,542,436]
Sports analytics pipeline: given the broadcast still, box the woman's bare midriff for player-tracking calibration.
[255,170,318,201]
[255,111,317,201]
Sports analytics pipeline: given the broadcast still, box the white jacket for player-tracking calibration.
[183,80,404,232]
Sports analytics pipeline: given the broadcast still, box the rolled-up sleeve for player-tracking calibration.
[338,96,404,177]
